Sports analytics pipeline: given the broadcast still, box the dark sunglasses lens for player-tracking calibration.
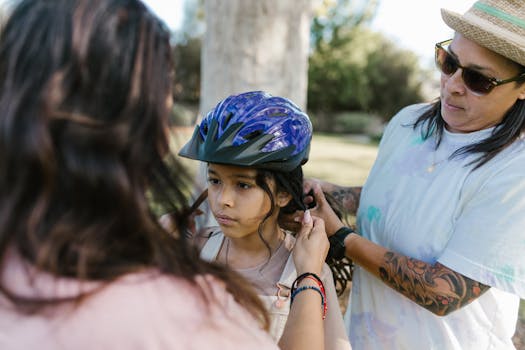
[462,70,493,94]
[436,46,493,94]
[436,48,458,75]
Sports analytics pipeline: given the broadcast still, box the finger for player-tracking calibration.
[303,209,312,225]
[311,183,329,208]
[302,178,314,194]
[296,209,313,239]
[310,217,329,255]
[310,216,326,240]
[303,194,315,208]
[306,215,328,255]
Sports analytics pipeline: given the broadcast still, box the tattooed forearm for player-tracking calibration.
[330,187,361,215]
[378,251,490,316]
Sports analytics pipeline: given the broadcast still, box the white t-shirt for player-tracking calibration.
[346,103,525,349]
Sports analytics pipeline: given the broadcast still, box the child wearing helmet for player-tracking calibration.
[178,91,351,349]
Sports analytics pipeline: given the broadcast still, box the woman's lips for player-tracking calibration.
[444,100,464,111]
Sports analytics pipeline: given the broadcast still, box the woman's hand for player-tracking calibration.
[304,182,345,236]
[304,177,362,217]
[302,178,323,209]
[293,210,329,276]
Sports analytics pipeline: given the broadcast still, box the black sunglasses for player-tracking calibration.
[435,39,525,95]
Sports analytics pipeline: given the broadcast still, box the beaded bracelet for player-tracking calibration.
[291,272,327,319]
[290,285,326,320]
[303,275,326,298]
[292,272,323,290]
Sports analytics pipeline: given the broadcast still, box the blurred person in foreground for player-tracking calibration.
[0,1,328,349]
[301,0,525,348]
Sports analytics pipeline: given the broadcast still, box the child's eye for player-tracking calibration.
[207,178,220,185]
[238,182,252,190]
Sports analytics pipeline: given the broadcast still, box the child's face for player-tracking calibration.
[207,163,276,239]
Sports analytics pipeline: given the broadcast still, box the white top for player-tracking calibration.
[201,230,351,350]
[346,103,525,349]
[0,248,278,350]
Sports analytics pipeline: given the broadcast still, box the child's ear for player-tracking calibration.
[276,192,292,208]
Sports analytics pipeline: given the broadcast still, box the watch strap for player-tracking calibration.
[327,226,354,260]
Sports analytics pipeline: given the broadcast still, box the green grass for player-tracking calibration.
[303,133,378,185]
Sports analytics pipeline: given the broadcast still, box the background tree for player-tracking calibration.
[200,0,312,114]
[172,0,204,107]
[307,0,425,130]
[308,26,425,129]
[172,38,201,104]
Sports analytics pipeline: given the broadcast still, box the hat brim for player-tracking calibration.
[441,8,525,66]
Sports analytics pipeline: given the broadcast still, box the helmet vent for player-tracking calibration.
[243,129,263,140]
[222,112,233,129]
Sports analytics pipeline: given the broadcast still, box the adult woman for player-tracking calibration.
[0,1,328,349]
[306,0,525,348]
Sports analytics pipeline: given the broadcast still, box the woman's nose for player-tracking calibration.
[443,69,467,95]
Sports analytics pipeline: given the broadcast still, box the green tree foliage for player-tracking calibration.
[172,38,201,103]
[311,0,379,51]
[172,0,204,104]
[308,4,425,123]
[363,36,424,119]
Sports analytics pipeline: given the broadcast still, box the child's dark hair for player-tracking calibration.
[256,166,353,296]
[248,167,306,266]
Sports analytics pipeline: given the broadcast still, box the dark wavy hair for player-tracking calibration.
[414,65,525,169]
[0,0,268,327]
[257,166,353,296]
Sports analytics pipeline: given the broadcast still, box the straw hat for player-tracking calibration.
[441,0,525,66]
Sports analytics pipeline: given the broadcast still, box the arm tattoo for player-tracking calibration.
[378,251,490,316]
[330,187,361,215]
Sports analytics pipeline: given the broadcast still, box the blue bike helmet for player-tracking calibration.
[178,91,312,172]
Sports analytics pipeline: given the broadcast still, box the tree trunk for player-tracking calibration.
[200,0,311,113]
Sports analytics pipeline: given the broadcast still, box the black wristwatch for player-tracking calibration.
[327,226,354,261]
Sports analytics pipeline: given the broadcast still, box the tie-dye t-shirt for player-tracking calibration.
[345,103,525,349]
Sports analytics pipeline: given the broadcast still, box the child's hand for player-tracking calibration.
[292,210,329,276]
[159,209,203,238]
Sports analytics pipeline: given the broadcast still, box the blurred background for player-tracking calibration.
[0,0,472,138]
[1,0,523,347]
[136,0,471,137]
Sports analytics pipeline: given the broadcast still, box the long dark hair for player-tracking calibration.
[415,71,525,168]
[0,0,268,327]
